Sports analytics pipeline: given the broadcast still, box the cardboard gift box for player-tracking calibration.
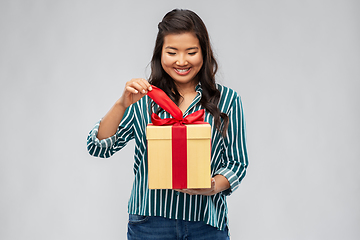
[147,123,211,189]
[146,86,211,189]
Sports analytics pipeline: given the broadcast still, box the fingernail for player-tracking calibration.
[149,86,152,91]
[142,89,146,93]
[134,90,138,93]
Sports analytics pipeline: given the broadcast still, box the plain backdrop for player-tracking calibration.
[1,0,359,239]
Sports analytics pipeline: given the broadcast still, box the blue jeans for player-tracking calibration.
[127,214,229,240]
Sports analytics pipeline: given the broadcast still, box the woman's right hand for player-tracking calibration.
[118,78,153,108]
[97,78,152,140]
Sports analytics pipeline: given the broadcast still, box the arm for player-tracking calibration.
[215,95,248,196]
[87,78,152,158]
[97,79,152,140]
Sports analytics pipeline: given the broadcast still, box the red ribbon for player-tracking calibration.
[147,86,205,125]
[147,86,206,189]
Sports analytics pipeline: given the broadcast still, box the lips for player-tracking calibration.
[174,68,191,76]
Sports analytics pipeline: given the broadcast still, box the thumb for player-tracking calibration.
[211,178,216,189]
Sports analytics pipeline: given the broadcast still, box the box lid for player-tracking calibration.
[147,124,211,140]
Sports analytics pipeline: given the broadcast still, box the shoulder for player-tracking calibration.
[216,83,240,99]
[216,83,241,111]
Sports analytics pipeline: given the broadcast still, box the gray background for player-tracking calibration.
[1,0,359,239]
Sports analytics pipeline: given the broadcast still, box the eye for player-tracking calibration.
[167,52,176,56]
[188,52,197,56]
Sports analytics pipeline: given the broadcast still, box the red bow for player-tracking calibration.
[147,86,206,125]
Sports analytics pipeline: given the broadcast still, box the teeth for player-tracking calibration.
[176,68,190,73]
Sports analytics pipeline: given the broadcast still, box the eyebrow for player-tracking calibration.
[165,46,199,51]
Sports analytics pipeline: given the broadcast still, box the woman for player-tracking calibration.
[87,9,248,240]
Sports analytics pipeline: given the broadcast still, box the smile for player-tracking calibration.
[174,68,191,75]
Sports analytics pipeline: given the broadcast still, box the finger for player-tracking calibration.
[211,178,216,189]
[174,189,187,195]
[181,189,195,195]
[133,79,148,94]
[128,78,152,93]
[132,78,152,93]
[131,81,148,95]
[125,80,139,93]
[138,78,152,92]
[175,188,192,193]
[125,85,139,94]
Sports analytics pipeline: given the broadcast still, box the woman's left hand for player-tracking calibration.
[175,175,230,196]
[175,178,216,196]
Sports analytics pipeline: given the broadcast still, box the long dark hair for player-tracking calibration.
[149,9,229,136]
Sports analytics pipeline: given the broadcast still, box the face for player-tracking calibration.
[161,32,203,87]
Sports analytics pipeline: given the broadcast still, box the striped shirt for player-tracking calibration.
[87,83,248,231]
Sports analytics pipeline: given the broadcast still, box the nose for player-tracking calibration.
[176,54,188,66]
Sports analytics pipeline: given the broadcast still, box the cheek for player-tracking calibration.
[191,53,203,66]
[161,54,172,68]
[194,56,203,68]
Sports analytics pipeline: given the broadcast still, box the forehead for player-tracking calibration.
[163,32,200,49]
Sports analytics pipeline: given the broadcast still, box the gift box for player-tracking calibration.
[146,86,211,189]
[147,123,211,189]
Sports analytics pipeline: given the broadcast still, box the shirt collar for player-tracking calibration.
[182,83,203,116]
[195,82,203,94]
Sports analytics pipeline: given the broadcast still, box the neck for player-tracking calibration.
[175,80,198,96]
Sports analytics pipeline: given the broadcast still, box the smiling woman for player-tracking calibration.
[161,33,203,87]
[87,9,248,240]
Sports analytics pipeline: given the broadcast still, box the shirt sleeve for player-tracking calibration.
[86,105,135,158]
[215,95,248,196]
